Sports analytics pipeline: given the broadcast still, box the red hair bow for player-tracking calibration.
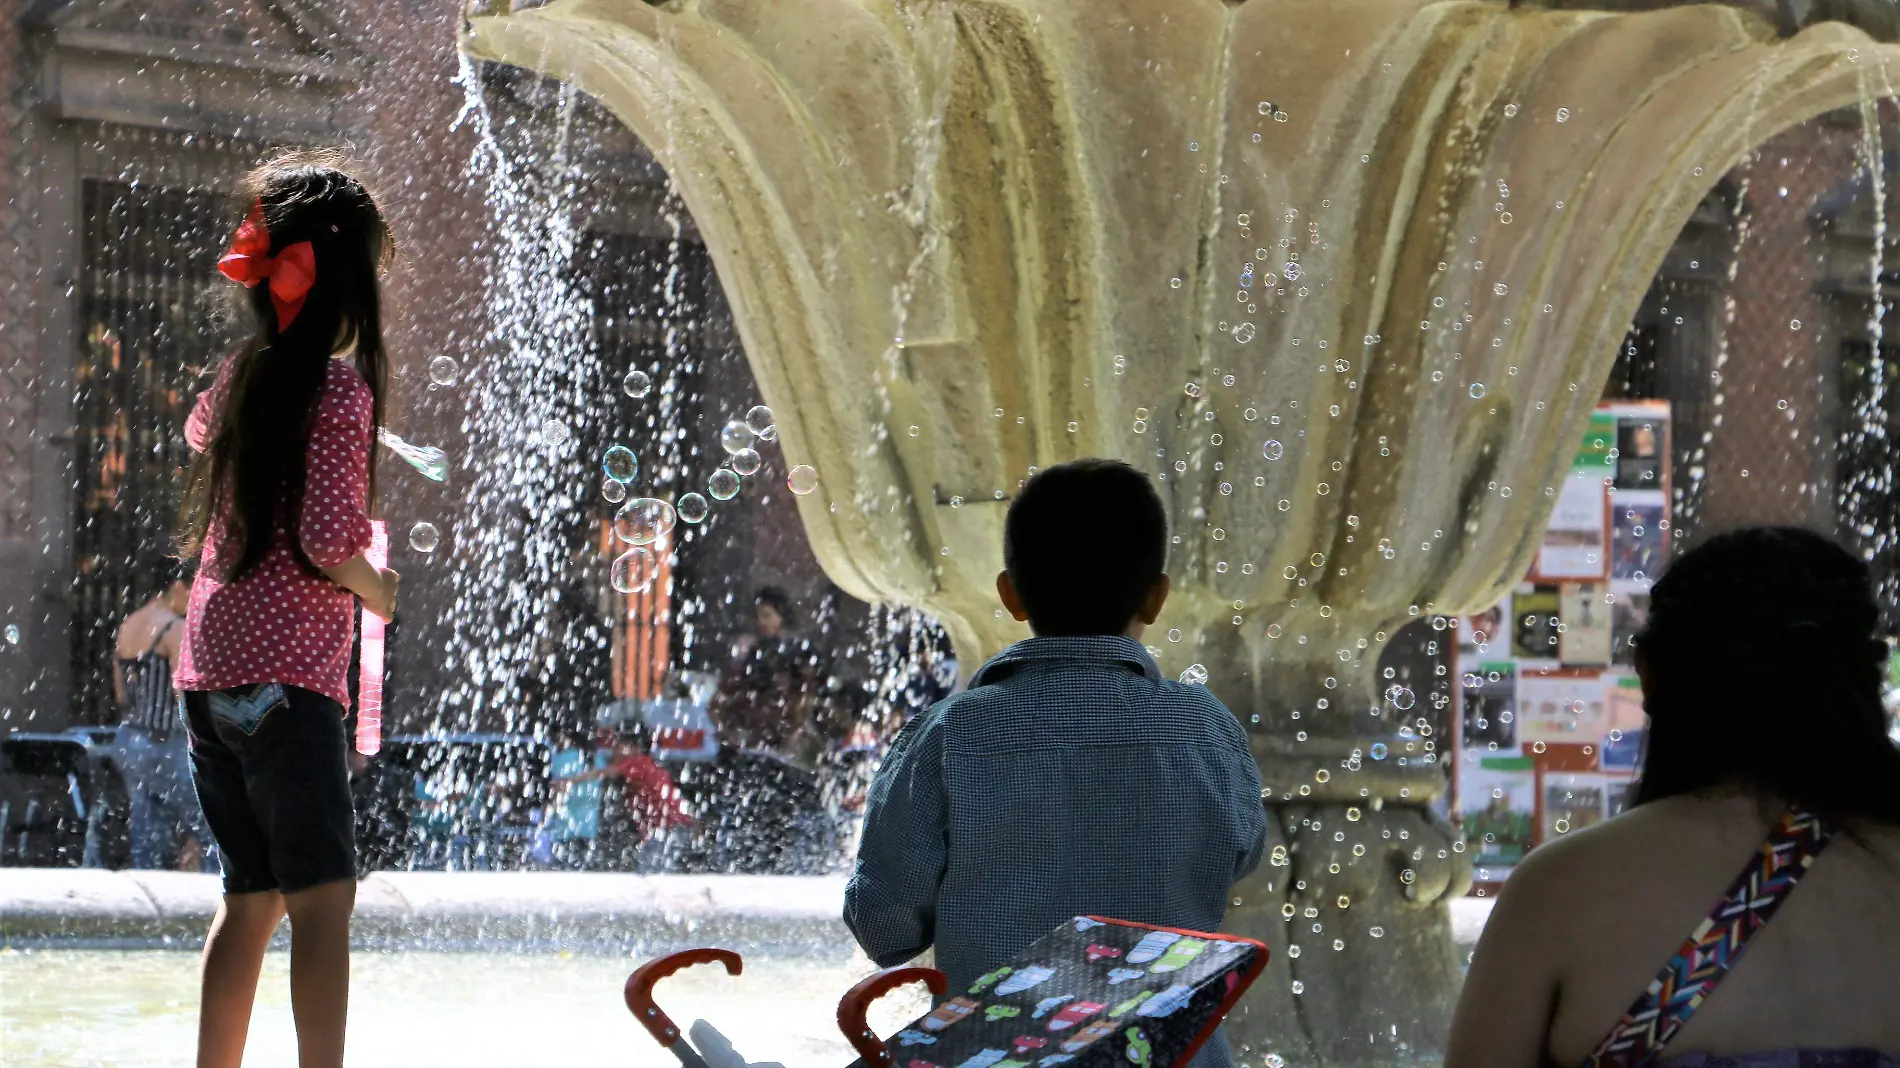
[217,200,315,331]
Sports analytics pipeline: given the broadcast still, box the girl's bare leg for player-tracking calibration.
[282,878,355,1068]
[197,890,285,1068]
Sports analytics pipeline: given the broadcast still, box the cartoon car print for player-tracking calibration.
[970,967,1013,994]
[985,1004,1023,1023]
[1072,918,1105,932]
[1108,989,1154,1019]
[1125,931,1181,965]
[908,1061,941,1068]
[1032,994,1075,1019]
[1046,1000,1106,1032]
[1148,937,1209,974]
[922,997,980,1032]
[1105,968,1145,985]
[995,965,1056,996]
[1211,939,1247,954]
[896,1030,938,1047]
[1039,1057,1075,1068]
[1011,1036,1049,1054]
[1125,1027,1152,1067]
[1057,1018,1119,1053]
[954,1050,1009,1068]
[1084,944,1122,962]
[1135,984,1196,1019]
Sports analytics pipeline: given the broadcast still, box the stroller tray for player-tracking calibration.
[880,916,1266,1068]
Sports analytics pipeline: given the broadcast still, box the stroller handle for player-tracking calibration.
[625,948,744,1044]
[836,965,949,1064]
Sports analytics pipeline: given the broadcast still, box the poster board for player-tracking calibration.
[1455,402,1664,888]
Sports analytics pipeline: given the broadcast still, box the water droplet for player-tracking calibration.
[614,498,678,546]
[610,547,659,594]
[602,445,639,483]
[1263,440,1285,460]
[787,465,820,495]
[1181,663,1210,685]
[622,369,653,398]
[1555,106,1571,122]
[408,521,440,554]
[744,404,774,435]
[1399,868,1417,884]
[1469,383,1487,400]
[708,469,742,501]
[677,492,710,524]
[730,448,763,476]
[1386,685,1416,710]
[427,355,458,386]
[720,420,753,454]
[1233,322,1258,343]
[1291,981,1305,994]
[3,625,16,645]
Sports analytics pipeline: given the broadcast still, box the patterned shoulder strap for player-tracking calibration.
[1580,807,1833,1068]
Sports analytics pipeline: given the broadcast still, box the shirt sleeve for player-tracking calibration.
[1216,714,1269,884]
[843,705,950,967]
[297,370,374,570]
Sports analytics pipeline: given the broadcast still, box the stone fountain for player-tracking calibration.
[461,1,1898,1062]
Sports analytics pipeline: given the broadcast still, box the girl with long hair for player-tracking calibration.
[174,154,399,1068]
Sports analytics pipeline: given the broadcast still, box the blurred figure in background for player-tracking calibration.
[709,586,820,757]
[108,562,210,871]
[553,723,691,870]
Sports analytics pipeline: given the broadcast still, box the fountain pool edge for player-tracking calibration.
[0,868,1496,958]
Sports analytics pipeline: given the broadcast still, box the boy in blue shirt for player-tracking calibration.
[844,459,1267,1066]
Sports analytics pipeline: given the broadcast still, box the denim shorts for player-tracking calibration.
[183,684,356,895]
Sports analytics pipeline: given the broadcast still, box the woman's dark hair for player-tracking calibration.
[1631,525,1900,826]
[178,152,389,580]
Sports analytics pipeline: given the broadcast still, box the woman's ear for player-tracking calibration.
[995,570,1030,623]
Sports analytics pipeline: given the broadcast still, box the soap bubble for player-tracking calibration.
[622,369,652,398]
[720,420,752,454]
[708,469,742,501]
[676,492,710,524]
[614,497,677,546]
[1469,382,1487,400]
[1283,262,1303,281]
[1263,440,1285,461]
[610,547,659,594]
[602,477,627,504]
[427,356,458,386]
[1370,742,1389,760]
[1170,276,1184,289]
[1385,685,1416,710]
[1555,106,1571,122]
[757,425,779,443]
[787,465,820,495]
[408,522,440,554]
[744,405,774,435]
[731,448,763,476]
[1233,322,1257,343]
[540,419,572,450]
[1180,664,1209,685]
[4,625,17,645]
[377,430,449,482]
[1184,381,1203,398]
[602,445,639,483]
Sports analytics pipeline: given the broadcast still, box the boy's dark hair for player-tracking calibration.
[1004,459,1167,635]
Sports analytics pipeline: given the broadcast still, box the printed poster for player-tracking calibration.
[1542,772,1615,840]
[1463,755,1537,870]
[1559,582,1613,665]
[1512,584,1562,661]
[1461,661,1517,750]
[1534,412,1615,581]
[1610,582,1651,667]
[1611,490,1668,584]
[1609,404,1671,493]
[1516,669,1608,744]
[1601,674,1645,771]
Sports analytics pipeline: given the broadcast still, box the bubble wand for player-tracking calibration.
[356,520,388,756]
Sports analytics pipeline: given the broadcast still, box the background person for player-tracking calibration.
[709,585,820,756]
[553,723,692,870]
[108,563,211,871]
[174,155,400,1068]
[1447,526,1900,1068]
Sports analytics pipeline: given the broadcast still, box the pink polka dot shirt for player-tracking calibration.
[175,357,374,711]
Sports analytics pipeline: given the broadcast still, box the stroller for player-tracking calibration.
[624,916,1269,1068]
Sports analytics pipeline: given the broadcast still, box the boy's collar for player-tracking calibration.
[968,634,1160,687]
